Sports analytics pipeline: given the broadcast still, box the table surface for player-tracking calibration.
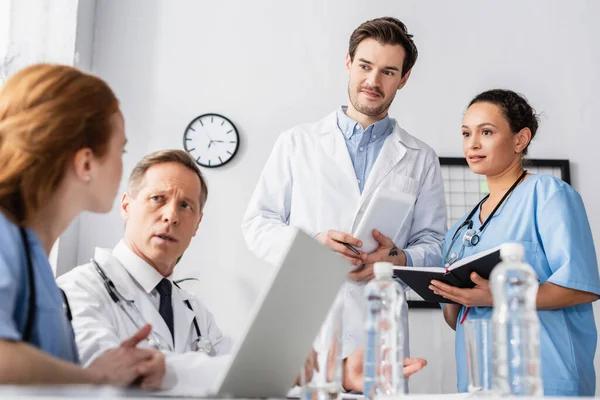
[0,386,596,399]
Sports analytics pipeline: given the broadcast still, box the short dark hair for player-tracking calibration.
[127,149,208,212]
[348,17,418,77]
[468,89,539,156]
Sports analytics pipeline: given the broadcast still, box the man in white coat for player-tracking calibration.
[242,17,446,391]
[58,150,232,394]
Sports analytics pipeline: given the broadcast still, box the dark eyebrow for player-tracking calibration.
[461,123,498,129]
[357,58,400,72]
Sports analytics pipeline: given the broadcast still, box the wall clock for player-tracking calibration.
[183,113,239,168]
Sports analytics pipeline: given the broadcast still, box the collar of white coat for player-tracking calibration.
[93,240,193,302]
[113,240,168,295]
[322,110,420,150]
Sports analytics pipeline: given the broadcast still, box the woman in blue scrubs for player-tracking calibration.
[0,64,163,387]
[430,89,600,396]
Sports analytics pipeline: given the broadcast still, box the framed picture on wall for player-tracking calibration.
[406,157,571,309]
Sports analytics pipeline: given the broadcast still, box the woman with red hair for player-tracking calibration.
[0,64,164,388]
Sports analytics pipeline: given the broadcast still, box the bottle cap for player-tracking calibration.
[500,242,525,260]
[374,262,394,278]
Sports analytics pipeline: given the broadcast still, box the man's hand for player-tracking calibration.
[402,358,428,377]
[294,349,318,387]
[429,272,493,307]
[348,230,406,282]
[342,347,427,392]
[316,230,365,267]
[87,324,165,389]
[341,347,363,392]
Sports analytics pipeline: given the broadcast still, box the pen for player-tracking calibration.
[341,242,360,255]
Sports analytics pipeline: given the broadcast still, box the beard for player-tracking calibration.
[348,84,396,117]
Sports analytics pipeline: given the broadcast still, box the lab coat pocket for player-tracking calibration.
[391,174,420,197]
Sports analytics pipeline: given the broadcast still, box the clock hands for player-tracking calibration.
[197,123,216,142]
[185,114,239,168]
[197,123,235,152]
[207,139,236,150]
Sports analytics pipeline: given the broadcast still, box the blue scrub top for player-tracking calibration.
[0,211,79,363]
[442,174,600,396]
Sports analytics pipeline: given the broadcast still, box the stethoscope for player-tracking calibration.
[444,170,528,268]
[21,228,74,345]
[91,258,214,355]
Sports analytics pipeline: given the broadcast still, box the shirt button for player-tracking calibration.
[373,135,377,139]
[357,179,361,184]
[359,146,364,152]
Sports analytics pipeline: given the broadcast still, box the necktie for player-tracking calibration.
[155,278,174,343]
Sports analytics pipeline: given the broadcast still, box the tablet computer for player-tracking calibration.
[353,187,416,254]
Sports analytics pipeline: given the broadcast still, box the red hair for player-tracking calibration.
[0,63,120,224]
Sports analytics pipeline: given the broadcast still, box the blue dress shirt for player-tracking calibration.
[336,106,414,266]
[336,106,393,193]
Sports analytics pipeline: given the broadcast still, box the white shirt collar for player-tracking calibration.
[112,240,171,294]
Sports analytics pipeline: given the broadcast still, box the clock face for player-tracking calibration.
[183,113,240,168]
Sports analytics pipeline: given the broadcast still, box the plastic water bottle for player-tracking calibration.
[363,262,405,397]
[490,242,543,396]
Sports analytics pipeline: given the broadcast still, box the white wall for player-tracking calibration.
[0,0,11,81]
[1,0,87,275]
[3,0,78,70]
[72,0,600,394]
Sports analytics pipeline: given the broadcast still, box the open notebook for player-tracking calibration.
[394,245,502,303]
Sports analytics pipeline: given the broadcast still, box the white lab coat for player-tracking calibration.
[242,111,446,358]
[57,243,233,395]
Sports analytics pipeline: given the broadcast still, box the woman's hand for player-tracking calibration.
[429,272,493,307]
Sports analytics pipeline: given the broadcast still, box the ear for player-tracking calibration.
[514,127,532,154]
[345,52,352,76]
[192,213,203,237]
[121,192,131,219]
[396,69,412,90]
[72,148,94,183]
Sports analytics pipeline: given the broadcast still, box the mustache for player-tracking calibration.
[359,85,383,96]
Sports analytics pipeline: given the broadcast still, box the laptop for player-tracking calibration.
[0,229,348,399]
[211,228,349,397]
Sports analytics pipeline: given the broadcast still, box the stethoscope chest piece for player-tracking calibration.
[444,170,528,267]
[464,228,480,246]
[193,336,214,354]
